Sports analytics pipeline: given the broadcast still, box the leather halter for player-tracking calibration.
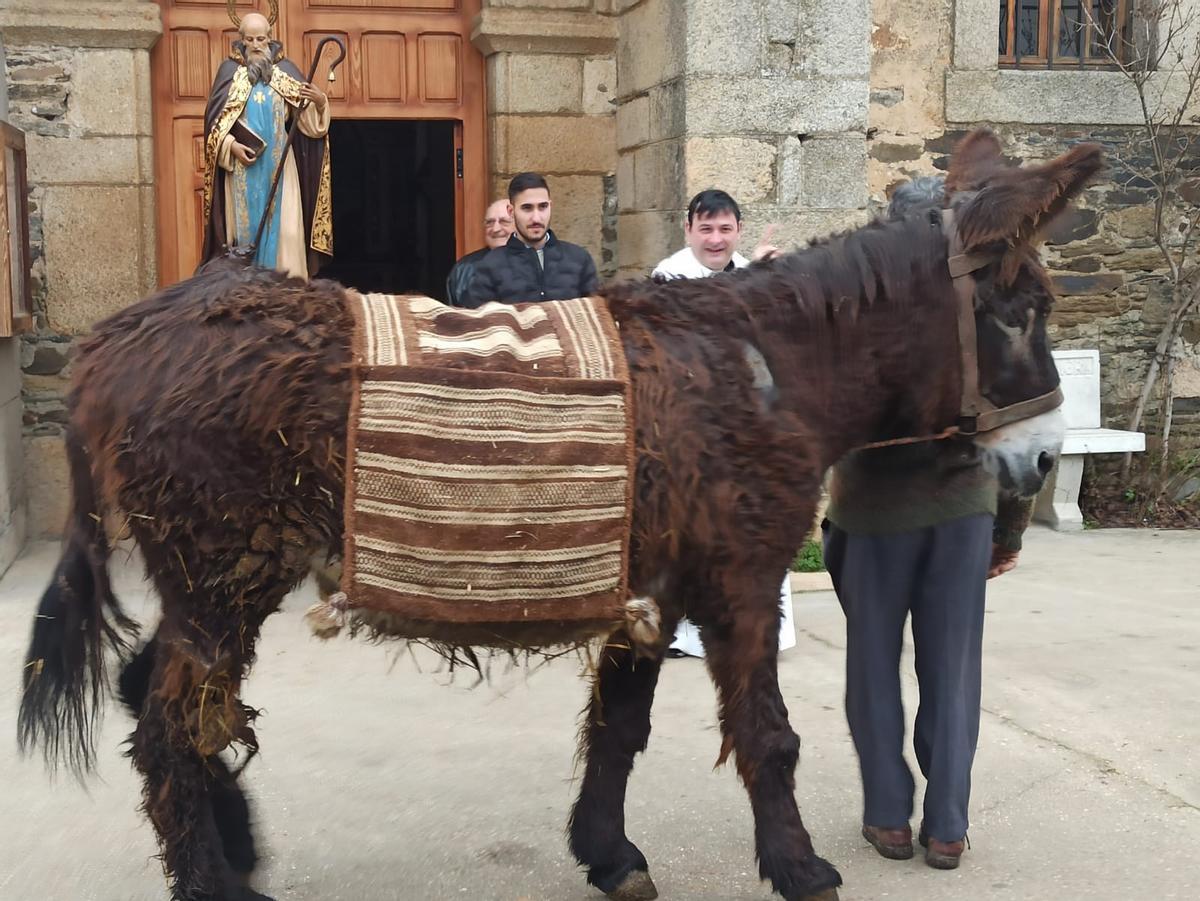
[942,208,1064,435]
[858,210,1064,450]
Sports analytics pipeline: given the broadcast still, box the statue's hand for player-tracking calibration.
[231,142,258,166]
[299,82,327,112]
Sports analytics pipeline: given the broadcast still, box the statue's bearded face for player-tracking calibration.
[240,16,274,84]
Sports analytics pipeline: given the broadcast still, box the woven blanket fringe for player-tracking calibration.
[304,591,664,660]
[304,591,350,640]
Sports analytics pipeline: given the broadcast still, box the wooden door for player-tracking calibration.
[151,0,487,286]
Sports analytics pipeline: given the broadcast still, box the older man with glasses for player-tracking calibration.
[445,199,515,306]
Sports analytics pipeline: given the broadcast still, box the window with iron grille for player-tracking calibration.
[999,0,1133,67]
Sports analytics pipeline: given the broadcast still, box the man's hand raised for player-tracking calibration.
[751,223,781,262]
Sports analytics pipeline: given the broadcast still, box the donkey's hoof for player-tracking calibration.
[801,890,839,901]
[607,869,659,901]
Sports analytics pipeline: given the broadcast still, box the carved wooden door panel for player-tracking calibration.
[151,0,486,286]
[284,0,486,259]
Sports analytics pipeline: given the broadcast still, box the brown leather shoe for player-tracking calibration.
[861,824,913,860]
[918,825,966,869]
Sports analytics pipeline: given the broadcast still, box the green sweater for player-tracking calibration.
[826,441,1034,552]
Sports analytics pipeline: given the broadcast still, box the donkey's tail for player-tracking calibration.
[18,427,138,774]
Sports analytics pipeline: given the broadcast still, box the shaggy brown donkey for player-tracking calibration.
[19,130,1101,901]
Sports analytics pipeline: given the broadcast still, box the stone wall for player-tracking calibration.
[0,0,161,537]
[869,0,1200,454]
[472,1,619,276]
[7,0,1194,545]
[611,0,684,274]
[614,0,872,277]
[0,37,29,574]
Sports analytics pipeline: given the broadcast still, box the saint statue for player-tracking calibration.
[200,4,333,278]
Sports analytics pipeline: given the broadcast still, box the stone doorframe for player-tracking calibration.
[471,4,620,276]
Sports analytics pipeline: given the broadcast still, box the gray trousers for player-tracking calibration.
[822,513,992,842]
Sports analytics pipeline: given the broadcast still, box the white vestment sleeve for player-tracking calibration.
[217,132,237,172]
[297,100,331,139]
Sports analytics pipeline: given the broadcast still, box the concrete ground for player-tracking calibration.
[1,528,1197,901]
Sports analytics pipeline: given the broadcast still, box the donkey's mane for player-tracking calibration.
[604,211,952,338]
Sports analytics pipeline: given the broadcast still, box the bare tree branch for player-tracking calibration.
[1083,0,1200,489]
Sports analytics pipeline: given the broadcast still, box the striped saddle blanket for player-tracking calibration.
[340,292,634,639]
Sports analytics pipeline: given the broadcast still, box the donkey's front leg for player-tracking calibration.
[701,582,842,901]
[569,628,667,901]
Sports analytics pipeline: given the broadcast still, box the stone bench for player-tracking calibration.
[1033,349,1145,531]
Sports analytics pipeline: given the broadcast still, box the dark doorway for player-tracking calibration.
[320,119,457,298]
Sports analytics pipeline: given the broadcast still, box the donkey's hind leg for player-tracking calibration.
[124,517,309,901]
[130,613,275,901]
[120,633,260,887]
[569,628,669,901]
[699,573,842,901]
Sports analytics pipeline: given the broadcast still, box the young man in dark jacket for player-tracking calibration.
[458,172,599,307]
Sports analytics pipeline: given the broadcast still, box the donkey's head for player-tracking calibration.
[942,129,1105,496]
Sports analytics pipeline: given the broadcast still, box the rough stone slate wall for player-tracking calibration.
[4,39,158,536]
[5,48,70,438]
[0,37,29,574]
[1001,128,1200,447]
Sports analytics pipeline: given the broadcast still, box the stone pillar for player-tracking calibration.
[613,0,686,274]
[472,3,619,276]
[867,0,954,204]
[615,0,871,276]
[0,0,162,537]
[1033,456,1086,531]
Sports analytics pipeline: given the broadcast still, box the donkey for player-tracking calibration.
[18,130,1102,901]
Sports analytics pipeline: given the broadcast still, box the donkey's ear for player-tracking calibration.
[955,142,1106,249]
[945,129,1005,192]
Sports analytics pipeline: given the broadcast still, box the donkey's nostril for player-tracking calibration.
[1037,451,1055,475]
